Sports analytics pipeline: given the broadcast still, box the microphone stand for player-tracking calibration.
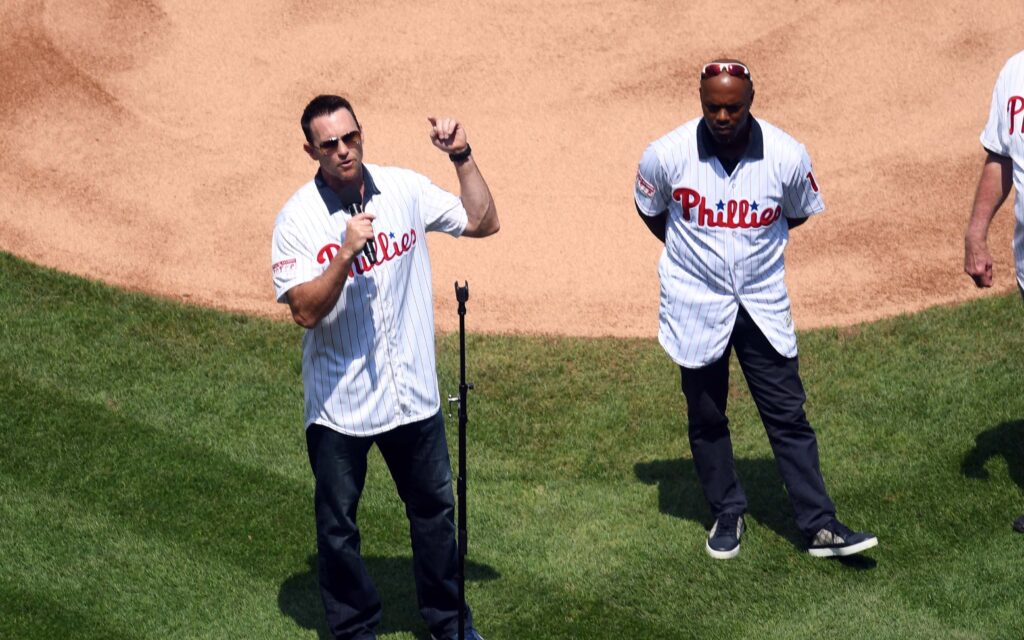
[448,281,473,640]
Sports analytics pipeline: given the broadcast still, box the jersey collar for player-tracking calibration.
[696,117,764,163]
[314,165,382,215]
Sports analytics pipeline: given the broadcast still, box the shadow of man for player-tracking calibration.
[635,456,806,550]
[635,457,878,568]
[278,554,501,639]
[962,420,1024,488]
[962,420,1024,532]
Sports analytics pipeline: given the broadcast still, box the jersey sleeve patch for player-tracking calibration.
[273,258,297,275]
[635,169,656,198]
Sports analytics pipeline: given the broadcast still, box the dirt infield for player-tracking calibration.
[2,0,1021,336]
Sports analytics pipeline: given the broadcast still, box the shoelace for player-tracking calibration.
[717,513,740,536]
[816,521,850,545]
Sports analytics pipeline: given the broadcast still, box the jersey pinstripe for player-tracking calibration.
[981,49,1024,291]
[634,117,825,368]
[271,163,468,436]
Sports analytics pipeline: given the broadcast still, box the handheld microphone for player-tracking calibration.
[350,203,377,264]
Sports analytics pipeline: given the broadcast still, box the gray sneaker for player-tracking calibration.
[1013,514,1024,533]
[705,513,744,560]
[808,519,878,557]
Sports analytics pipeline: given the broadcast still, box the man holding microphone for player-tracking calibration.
[271,94,498,640]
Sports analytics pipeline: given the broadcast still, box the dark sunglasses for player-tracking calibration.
[700,62,751,80]
[317,129,362,151]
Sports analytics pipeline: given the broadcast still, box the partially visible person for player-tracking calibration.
[272,94,498,639]
[963,50,1024,534]
[633,59,877,559]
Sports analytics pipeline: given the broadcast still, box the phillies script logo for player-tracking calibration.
[317,229,418,276]
[672,188,782,229]
[1008,95,1024,135]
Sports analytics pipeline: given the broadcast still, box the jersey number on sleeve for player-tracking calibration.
[806,171,819,193]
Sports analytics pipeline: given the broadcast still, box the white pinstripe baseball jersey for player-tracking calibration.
[981,49,1024,291]
[635,117,825,368]
[271,163,468,436]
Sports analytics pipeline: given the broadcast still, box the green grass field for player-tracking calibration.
[2,251,1023,639]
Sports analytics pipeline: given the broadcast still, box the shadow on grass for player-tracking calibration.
[634,456,802,544]
[962,420,1024,490]
[1,586,137,640]
[635,456,805,548]
[278,554,500,639]
[0,364,504,638]
[834,554,877,569]
[0,367,316,582]
[636,458,879,568]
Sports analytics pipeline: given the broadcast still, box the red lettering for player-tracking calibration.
[318,227,418,279]
[317,243,341,264]
[672,187,701,221]
[669,189,787,230]
[698,197,724,226]
[737,200,753,228]
[713,201,728,226]
[1009,96,1024,135]
[379,232,398,261]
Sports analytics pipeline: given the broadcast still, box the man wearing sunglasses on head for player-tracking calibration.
[633,60,877,560]
[271,94,498,640]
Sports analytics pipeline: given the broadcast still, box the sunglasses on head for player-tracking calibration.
[701,62,751,80]
[317,129,362,151]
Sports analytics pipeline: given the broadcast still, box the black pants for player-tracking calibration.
[680,306,836,536]
[306,411,470,640]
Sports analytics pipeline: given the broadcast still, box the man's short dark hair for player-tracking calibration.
[301,95,361,143]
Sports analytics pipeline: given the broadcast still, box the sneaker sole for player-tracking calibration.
[808,536,878,558]
[705,540,740,560]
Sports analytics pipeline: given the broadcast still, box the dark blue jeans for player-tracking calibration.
[306,410,471,640]
[680,306,836,537]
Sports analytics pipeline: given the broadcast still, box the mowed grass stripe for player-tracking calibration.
[0,478,319,639]
[0,364,313,579]
[2,251,1023,639]
[1,586,137,640]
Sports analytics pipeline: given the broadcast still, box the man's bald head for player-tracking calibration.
[699,59,755,146]
[700,58,754,92]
